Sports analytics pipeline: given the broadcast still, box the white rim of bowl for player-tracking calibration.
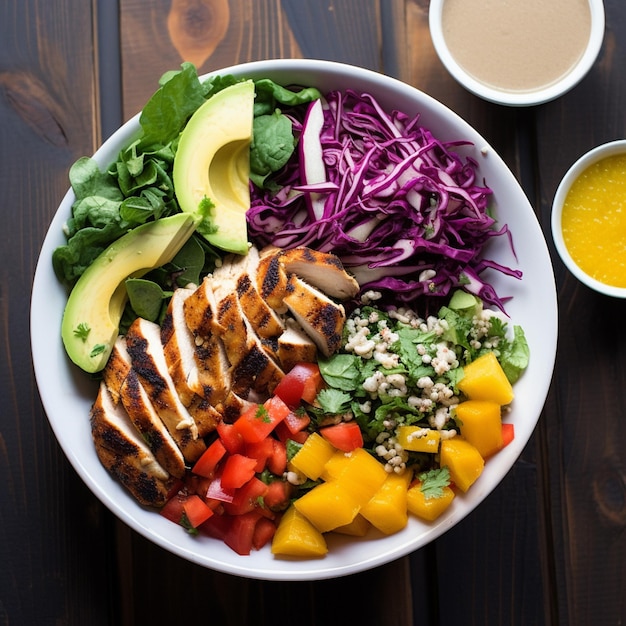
[428,0,606,107]
[551,139,626,297]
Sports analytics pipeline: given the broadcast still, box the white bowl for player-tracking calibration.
[429,0,605,107]
[551,139,626,297]
[31,59,558,580]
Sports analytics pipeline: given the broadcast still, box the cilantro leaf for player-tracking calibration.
[317,388,352,414]
[419,467,451,499]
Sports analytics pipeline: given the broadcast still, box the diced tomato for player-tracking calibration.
[273,420,308,444]
[223,477,269,516]
[273,362,323,407]
[320,421,364,452]
[160,494,187,525]
[266,438,287,476]
[217,421,245,455]
[223,511,264,555]
[252,516,277,551]
[246,438,275,473]
[192,438,227,478]
[234,397,289,444]
[221,453,258,490]
[183,494,214,528]
[205,475,236,503]
[198,511,231,540]
[263,479,293,511]
[284,410,311,435]
[502,423,515,447]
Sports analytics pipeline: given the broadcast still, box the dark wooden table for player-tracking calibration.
[2,1,625,624]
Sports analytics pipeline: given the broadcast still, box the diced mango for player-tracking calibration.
[333,514,371,537]
[440,438,485,492]
[407,482,455,521]
[271,505,328,557]
[294,480,361,532]
[360,470,413,535]
[457,351,514,405]
[322,448,388,507]
[455,400,504,458]
[290,432,335,480]
[396,425,441,453]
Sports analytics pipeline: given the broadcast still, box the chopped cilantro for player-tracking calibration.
[89,344,106,358]
[317,388,351,414]
[255,405,271,423]
[419,467,451,499]
[73,322,91,341]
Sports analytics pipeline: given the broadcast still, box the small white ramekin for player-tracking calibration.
[551,140,626,297]
[428,0,605,107]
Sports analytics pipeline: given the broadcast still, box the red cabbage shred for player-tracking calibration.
[246,89,521,311]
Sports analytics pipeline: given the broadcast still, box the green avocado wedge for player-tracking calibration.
[173,80,254,255]
[61,213,197,373]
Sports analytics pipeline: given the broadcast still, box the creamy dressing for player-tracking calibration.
[442,0,592,93]
[561,154,626,288]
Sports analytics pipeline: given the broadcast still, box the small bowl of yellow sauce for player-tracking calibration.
[552,140,626,297]
[429,0,605,107]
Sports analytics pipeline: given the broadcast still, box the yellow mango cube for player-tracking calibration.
[290,432,335,480]
[323,448,388,507]
[360,470,413,535]
[271,505,328,557]
[455,400,504,459]
[333,514,371,537]
[457,351,514,405]
[294,480,361,532]
[396,425,441,453]
[440,438,485,492]
[407,482,455,521]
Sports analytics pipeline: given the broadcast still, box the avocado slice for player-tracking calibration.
[61,213,197,373]
[173,80,254,255]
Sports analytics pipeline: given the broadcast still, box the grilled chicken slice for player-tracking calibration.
[212,268,285,395]
[91,382,175,506]
[256,249,290,313]
[283,274,346,357]
[278,247,359,300]
[103,336,187,478]
[161,286,202,406]
[277,319,318,371]
[125,317,206,463]
[101,336,132,404]
[161,285,228,423]
[119,367,187,478]
[232,247,285,340]
[183,275,222,338]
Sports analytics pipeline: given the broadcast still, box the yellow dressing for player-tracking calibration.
[561,154,626,287]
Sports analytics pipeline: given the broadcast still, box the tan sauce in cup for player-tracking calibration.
[441,0,592,93]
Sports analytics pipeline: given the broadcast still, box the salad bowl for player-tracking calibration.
[31,58,557,581]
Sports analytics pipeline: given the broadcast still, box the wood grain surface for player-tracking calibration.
[2,0,625,624]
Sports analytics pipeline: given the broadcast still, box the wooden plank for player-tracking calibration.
[532,0,626,622]
[0,1,115,625]
[119,0,302,120]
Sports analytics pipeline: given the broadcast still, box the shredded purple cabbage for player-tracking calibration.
[247,89,521,311]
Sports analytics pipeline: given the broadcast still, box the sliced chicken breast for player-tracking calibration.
[125,317,206,463]
[277,319,319,371]
[119,366,187,479]
[256,249,290,313]
[283,274,346,357]
[91,382,175,507]
[101,336,132,404]
[278,247,360,300]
